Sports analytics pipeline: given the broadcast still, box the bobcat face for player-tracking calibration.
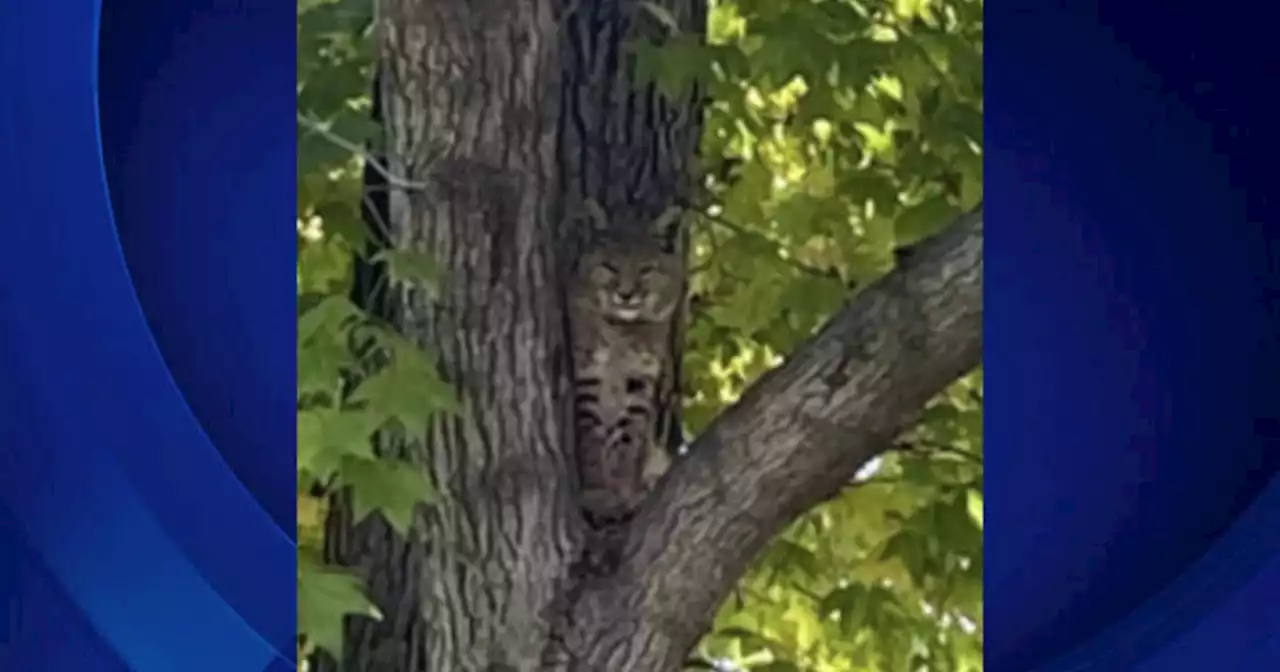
[577,234,682,323]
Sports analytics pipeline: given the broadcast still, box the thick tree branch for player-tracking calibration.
[565,207,983,669]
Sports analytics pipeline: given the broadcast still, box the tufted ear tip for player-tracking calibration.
[582,199,611,234]
[650,205,685,250]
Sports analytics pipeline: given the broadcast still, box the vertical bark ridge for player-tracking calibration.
[555,0,705,234]
[327,1,579,671]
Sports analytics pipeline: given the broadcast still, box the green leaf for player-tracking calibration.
[297,407,382,480]
[820,585,870,635]
[930,493,982,555]
[347,329,463,428]
[340,456,438,535]
[314,196,369,249]
[966,489,984,529]
[299,236,355,294]
[299,294,360,344]
[762,539,821,580]
[297,410,326,474]
[298,335,352,398]
[298,552,382,662]
[654,34,711,100]
[713,626,782,660]
[895,195,960,247]
[347,361,460,435]
[372,248,443,293]
[880,531,929,588]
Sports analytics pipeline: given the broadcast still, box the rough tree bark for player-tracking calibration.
[322,0,982,671]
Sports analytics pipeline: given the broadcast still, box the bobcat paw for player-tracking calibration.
[641,448,672,488]
[581,488,627,521]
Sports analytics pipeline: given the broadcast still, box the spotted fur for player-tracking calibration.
[569,213,682,523]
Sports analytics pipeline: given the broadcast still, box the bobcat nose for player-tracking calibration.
[615,288,637,302]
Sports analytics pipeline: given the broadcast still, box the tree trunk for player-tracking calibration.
[321,0,982,670]
[330,0,576,669]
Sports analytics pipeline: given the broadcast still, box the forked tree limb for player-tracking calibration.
[563,207,984,669]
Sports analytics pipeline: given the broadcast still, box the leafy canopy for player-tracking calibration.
[649,1,984,669]
[296,0,983,669]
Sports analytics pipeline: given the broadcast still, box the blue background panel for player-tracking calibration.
[0,0,296,670]
[986,1,1280,670]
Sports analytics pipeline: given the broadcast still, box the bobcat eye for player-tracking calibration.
[638,263,656,276]
[600,262,620,275]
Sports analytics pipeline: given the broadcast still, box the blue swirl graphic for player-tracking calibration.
[0,0,295,669]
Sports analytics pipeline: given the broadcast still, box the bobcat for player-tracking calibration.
[569,205,684,524]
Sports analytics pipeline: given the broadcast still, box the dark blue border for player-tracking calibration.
[987,1,1280,670]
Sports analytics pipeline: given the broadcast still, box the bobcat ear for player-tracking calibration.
[649,205,684,249]
[581,199,611,235]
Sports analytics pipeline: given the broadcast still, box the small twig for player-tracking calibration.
[930,445,984,465]
[693,208,850,284]
[674,193,850,283]
[297,111,430,191]
[893,441,983,466]
[688,214,725,276]
[360,187,393,243]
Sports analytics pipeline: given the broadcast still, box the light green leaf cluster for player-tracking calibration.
[638,0,983,668]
